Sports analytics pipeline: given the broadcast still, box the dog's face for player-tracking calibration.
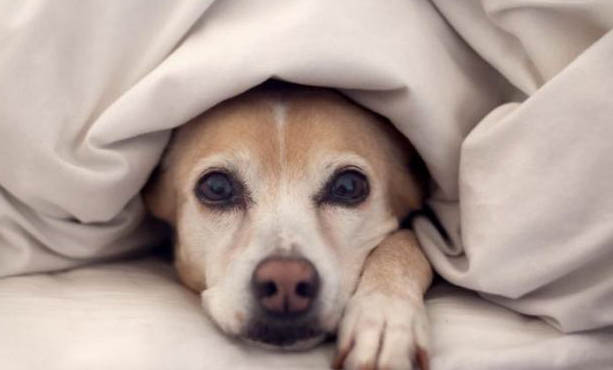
[145,86,423,349]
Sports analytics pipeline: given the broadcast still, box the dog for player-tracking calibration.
[144,82,433,369]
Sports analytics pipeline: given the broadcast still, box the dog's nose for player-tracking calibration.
[251,257,319,318]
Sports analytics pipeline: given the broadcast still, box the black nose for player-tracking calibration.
[251,257,320,318]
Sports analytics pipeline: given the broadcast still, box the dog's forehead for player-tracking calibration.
[173,88,404,180]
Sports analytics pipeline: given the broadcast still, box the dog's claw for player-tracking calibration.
[416,348,429,370]
[332,343,352,369]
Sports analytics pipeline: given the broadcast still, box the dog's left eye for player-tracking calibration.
[321,169,369,206]
[194,171,243,207]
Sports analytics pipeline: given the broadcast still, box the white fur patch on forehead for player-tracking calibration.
[272,101,287,129]
[272,100,287,173]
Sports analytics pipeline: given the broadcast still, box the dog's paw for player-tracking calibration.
[332,292,430,370]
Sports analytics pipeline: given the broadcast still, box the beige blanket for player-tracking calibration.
[1,1,612,368]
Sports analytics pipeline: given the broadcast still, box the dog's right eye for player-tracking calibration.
[194,171,243,208]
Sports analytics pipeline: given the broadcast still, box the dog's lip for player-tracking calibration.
[243,317,325,348]
[242,333,327,352]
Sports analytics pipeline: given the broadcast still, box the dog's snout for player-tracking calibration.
[251,257,319,318]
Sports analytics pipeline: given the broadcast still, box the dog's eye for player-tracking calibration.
[195,171,243,207]
[323,169,369,206]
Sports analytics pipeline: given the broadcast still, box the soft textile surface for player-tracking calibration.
[1,0,613,368]
[1,258,611,370]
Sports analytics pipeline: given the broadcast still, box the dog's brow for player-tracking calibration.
[319,153,371,173]
[187,153,253,186]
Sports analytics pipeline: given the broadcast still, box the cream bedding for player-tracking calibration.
[1,1,612,368]
[1,258,611,370]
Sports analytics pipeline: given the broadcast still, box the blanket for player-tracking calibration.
[1,0,612,368]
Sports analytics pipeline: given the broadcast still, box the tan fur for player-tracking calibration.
[147,87,424,220]
[334,230,432,370]
[357,230,432,299]
[144,83,432,369]
[146,87,426,289]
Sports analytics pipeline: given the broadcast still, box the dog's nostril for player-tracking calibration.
[253,280,278,299]
[295,281,314,298]
[261,281,277,297]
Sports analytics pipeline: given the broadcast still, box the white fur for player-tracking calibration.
[337,292,430,369]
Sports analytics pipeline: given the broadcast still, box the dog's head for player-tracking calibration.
[145,83,424,349]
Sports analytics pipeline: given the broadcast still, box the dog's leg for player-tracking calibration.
[333,229,433,370]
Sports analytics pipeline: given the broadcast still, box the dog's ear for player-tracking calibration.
[142,161,177,225]
[365,112,428,220]
[387,144,429,220]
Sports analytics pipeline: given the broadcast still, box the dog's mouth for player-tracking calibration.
[243,317,326,349]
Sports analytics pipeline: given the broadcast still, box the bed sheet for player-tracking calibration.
[1,258,611,370]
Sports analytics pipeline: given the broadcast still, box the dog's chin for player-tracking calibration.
[242,319,327,351]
